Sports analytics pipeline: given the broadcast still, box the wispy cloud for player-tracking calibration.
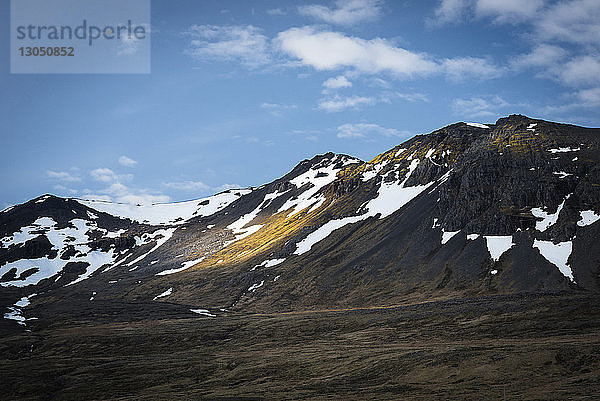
[52,184,77,195]
[541,86,600,115]
[535,0,600,45]
[318,95,376,112]
[475,0,544,23]
[214,183,241,192]
[452,95,510,118]
[431,0,544,25]
[90,168,133,184]
[260,102,297,116]
[299,0,383,25]
[576,87,600,106]
[558,56,600,87]
[510,44,567,70]
[322,75,353,93]
[431,0,600,120]
[319,90,428,112]
[85,183,170,205]
[289,129,321,142]
[184,25,270,67]
[441,56,504,81]
[392,92,429,102]
[337,123,410,139]
[429,0,473,26]
[46,170,81,182]
[183,24,504,84]
[162,180,210,191]
[118,155,138,167]
[432,0,600,46]
[266,8,286,16]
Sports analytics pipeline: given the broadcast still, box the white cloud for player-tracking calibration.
[576,87,600,106]
[46,170,81,182]
[558,56,600,87]
[299,0,382,25]
[433,0,599,46]
[118,155,138,167]
[432,0,543,25]
[511,44,567,70]
[536,0,600,45]
[442,56,504,80]
[318,95,376,112]
[260,102,297,110]
[114,23,151,56]
[546,87,600,114]
[276,27,503,82]
[260,102,297,116]
[431,0,472,25]
[393,92,429,102]
[318,90,429,112]
[182,24,504,84]
[432,0,600,108]
[90,168,133,184]
[118,35,141,56]
[90,168,118,183]
[322,75,353,90]
[275,27,437,77]
[85,183,170,205]
[266,8,286,16]
[184,25,270,67]
[214,183,241,192]
[452,96,509,118]
[475,0,544,23]
[162,181,210,191]
[337,123,409,138]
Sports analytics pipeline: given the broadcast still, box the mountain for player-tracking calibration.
[2,114,600,329]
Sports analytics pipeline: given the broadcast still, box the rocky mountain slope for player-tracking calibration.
[2,114,599,329]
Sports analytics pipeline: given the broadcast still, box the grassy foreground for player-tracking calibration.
[1,293,599,400]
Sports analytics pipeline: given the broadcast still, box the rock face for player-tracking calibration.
[1,115,600,327]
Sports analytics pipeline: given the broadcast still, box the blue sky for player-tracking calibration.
[1,0,599,208]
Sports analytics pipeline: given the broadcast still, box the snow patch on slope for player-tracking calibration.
[156,256,206,276]
[484,236,515,262]
[78,189,249,225]
[466,122,489,129]
[3,294,36,326]
[1,217,56,247]
[531,196,569,232]
[553,171,573,179]
[279,156,346,215]
[577,210,600,227]
[125,228,177,270]
[441,230,460,244]
[533,240,574,281]
[190,308,215,317]
[1,217,120,287]
[252,258,286,270]
[226,190,290,243]
[248,281,264,292]
[548,147,580,154]
[153,287,173,300]
[361,160,388,182]
[295,159,435,255]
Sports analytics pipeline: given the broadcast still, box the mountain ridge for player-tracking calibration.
[2,114,600,330]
